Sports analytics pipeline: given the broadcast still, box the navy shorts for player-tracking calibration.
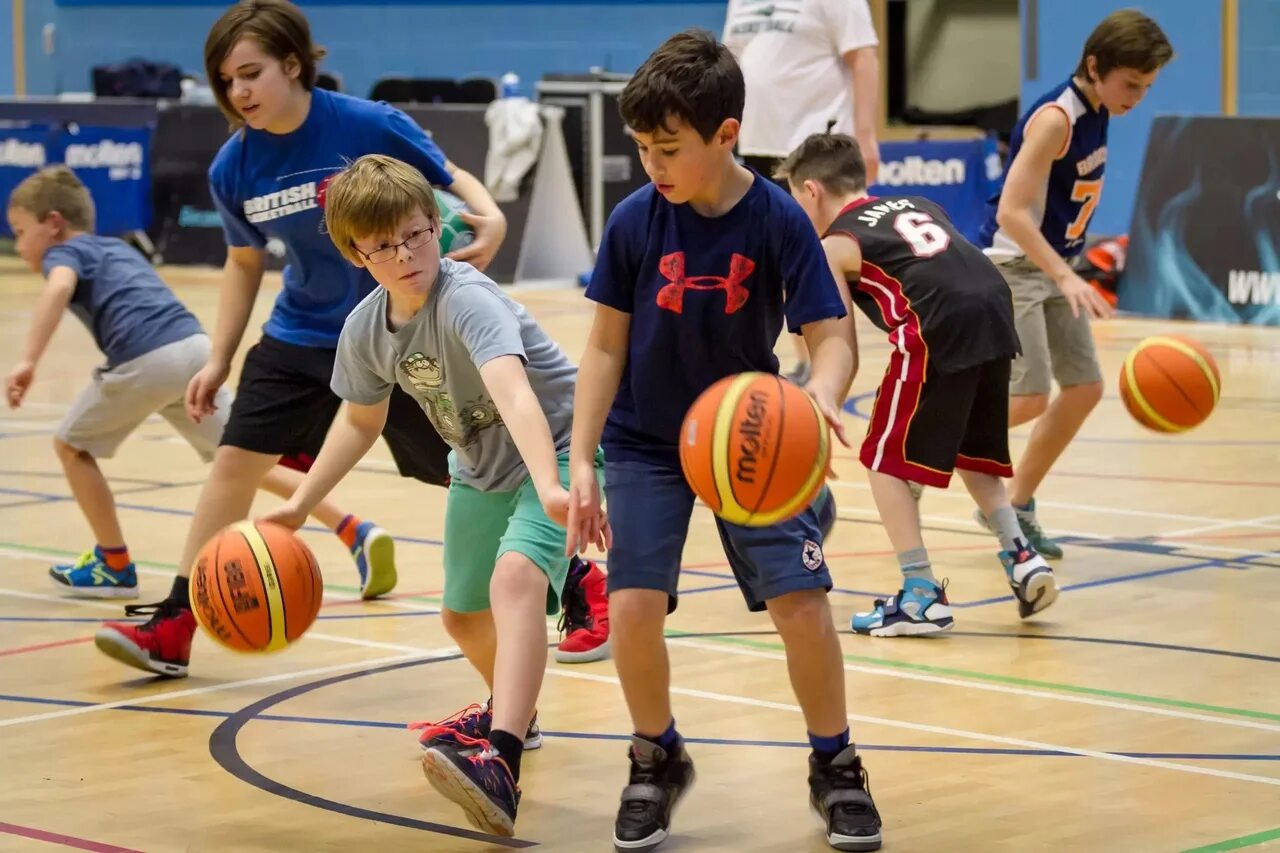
[604,453,834,613]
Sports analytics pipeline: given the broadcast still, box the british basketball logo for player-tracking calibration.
[656,251,756,314]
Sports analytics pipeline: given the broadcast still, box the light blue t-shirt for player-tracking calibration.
[208,88,453,349]
[42,235,202,367]
[331,259,577,491]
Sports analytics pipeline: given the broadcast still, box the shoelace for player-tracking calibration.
[122,600,184,629]
[407,702,487,741]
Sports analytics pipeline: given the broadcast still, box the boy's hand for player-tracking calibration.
[804,381,851,449]
[186,360,230,423]
[447,211,507,272]
[1056,271,1114,320]
[564,462,611,556]
[258,502,307,533]
[5,361,35,409]
[538,482,573,529]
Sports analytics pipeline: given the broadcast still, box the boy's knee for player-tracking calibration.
[490,553,547,602]
[609,588,667,633]
[441,606,486,635]
[1070,380,1105,408]
[53,435,86,460]
[768,587,831,630]
[1011,393,1050,421]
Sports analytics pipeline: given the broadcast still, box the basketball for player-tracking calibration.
[679,372,830,527]
[433,188,475,254]
[189,521,323,653]
[1118,335,1221,433]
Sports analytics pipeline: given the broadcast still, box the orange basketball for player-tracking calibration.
[1118,335,1221,433]
[189,521,323,653]
[679,372,830,526]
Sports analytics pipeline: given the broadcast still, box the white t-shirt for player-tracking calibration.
[724,0,879,157]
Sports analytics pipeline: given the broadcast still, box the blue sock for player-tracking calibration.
[809,728,850,762]
[641,719,680,752]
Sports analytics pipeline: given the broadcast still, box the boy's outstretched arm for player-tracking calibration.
[565,303,630,555]
[801,238,860,448]
[5,266,76,408]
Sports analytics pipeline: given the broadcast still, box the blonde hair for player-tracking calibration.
[7,165,96,232]
[323,154,439,264]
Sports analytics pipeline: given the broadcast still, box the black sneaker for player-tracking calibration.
[613,736,696,852]
[422,742,521,837]
[809,746,883,851]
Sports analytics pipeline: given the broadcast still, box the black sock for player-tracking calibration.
[490,728,524,782]
[169,575,191,609]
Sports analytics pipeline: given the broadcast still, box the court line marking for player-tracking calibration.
[0,821,142,853]
[665,637,1280,730]
[545,668,1280,788]
[1180,825,1280,853]
[1163,514,1280,539]
[0,636,94,658]
[0,650,425,729]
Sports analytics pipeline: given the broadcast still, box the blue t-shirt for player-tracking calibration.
[208,88,453,349]
[586,174,846,463]
[42,235,202,368]
[980,78,1109,260]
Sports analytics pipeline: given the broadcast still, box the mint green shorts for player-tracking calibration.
[441,449,604,615]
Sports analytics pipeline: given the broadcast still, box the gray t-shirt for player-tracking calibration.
[332,258,577,491]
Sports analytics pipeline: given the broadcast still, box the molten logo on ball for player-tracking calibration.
[735,389,770,485]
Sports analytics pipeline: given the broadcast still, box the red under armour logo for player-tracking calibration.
[656,252,756,314]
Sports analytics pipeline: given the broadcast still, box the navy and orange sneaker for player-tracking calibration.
[422,735,521,837]
[409,700,543,755]
[94,600,195,677]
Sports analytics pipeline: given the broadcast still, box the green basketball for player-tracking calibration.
[433,188,475,255]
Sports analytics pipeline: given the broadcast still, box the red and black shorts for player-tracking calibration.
[860,356,1014,488]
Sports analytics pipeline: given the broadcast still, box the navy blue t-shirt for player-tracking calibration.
[42,235,202,367]
[586,174,846,463]
[208,88,453,349]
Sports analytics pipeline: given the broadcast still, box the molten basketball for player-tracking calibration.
[1119,335,1221,433]
[679,372,830,526]
[189,521,323,653]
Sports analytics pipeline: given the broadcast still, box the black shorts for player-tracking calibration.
[221,335,450,486]
[859,357,1013,488]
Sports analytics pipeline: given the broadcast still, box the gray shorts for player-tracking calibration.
[997,257,1103,396]
[57,334,232,461]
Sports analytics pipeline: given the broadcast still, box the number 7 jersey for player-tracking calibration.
[979,78,1109,260]
[827,195,1020,376]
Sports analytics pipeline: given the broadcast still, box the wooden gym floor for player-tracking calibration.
[0,257,1277,853]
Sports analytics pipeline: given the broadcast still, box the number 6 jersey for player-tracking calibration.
[826,195,1020,376]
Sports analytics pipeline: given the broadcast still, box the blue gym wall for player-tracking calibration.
[1021,0,1224,236]
[1238,0,1280,116]
[25,1,725,100]
[1,0,13,96]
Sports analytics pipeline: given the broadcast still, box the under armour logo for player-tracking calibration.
[655,251,756,315]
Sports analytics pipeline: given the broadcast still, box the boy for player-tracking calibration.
[778,133,1057,635]
[5,165,393,616]
[566,30,883,853]
[977,10,1173,556]
[259,154,603,838]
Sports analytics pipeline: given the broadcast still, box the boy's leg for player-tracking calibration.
[723,505,882,851]
[604,455,697,853]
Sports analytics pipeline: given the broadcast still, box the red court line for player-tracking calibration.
[680,542,995,571]
[320,589,442,608]
[0,822,142,853]
[0,636,93,658]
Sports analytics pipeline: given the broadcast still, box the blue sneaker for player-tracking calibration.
[1000,544,1059,618]
[49,548,138,599]
[422,742,521,837]
[851,577,953,637]
[350,521,397,600]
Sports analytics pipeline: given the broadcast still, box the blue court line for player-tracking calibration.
[953,558,1247,609]
[0,692,1274,762]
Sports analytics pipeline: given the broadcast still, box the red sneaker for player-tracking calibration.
[555,558,610,663]
[94,600,195,678]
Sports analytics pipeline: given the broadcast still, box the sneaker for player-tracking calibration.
[816,484,837,542]
[975,498,1063,560]
[422,739,520,837]
[613,735,696,852]
[351,521,397,600]
[1001,543,1059,618]
[556,557,610,663]
[409,700,543,754]
[809,746,883,851]
[49,548,139,599]
[787,362,812,387]
[851,577,953,637]
[93,600,195,677]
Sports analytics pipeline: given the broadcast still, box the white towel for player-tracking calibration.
[484,97,544,202]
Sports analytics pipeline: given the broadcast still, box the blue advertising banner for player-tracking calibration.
[0,125,55,236]
[868,136,1001,245]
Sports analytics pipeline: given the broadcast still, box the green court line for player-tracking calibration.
[1181,826,1280,852]
[671,632,1280,724]
[0,540,445,605]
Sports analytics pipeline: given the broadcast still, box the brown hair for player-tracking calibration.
[204,0,327,125]
[322,155,440,265]
[775,133,868,196]
[7,165,96,232]
[618,28,744,142]
[1076,9,1174,80]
